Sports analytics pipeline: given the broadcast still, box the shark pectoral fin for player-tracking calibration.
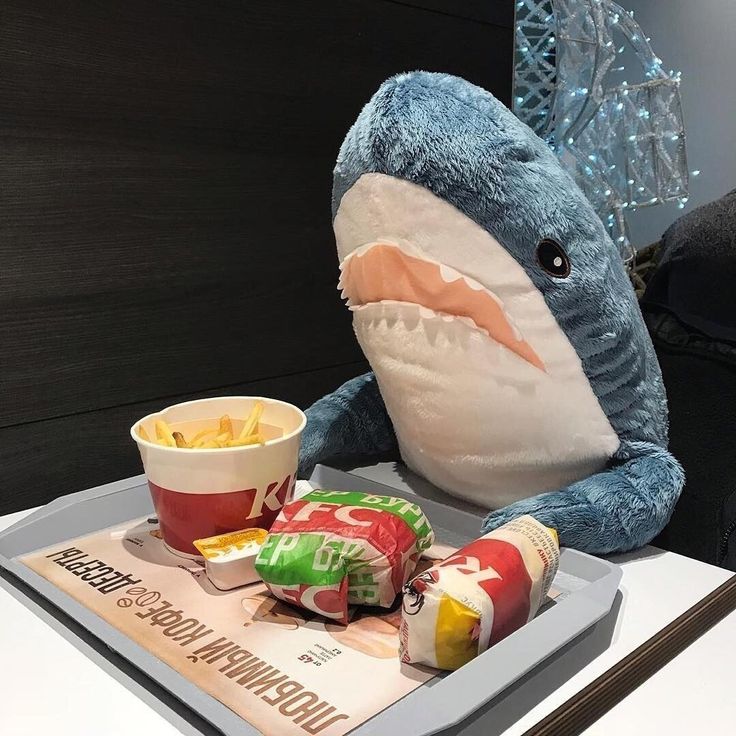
[481,443,685,554]
[297,371,398,479]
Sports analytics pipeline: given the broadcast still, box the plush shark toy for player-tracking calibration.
[298,72,684,554]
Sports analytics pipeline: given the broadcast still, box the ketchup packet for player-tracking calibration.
[400,515,559,670]
[254,490,434,624]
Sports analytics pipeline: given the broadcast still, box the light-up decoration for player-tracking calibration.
[513,0,694,260]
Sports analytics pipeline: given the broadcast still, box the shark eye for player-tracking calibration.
[536,239,571,278]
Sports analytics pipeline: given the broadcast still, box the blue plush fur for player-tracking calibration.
[298,72,684,555]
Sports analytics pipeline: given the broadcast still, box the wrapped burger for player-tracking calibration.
[254,489,435,624]
[400,515,559,670]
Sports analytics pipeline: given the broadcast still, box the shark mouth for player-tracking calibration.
[338,243,545,372]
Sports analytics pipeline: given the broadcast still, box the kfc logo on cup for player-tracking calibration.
[131,397,306,558]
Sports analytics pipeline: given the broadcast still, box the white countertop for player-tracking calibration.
[506,548,735,735]
[2,496,735,735]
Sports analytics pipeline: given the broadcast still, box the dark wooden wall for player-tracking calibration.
[0,0,513,514]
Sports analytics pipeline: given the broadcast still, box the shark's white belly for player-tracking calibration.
[354,302,619,508]
[335,173,621,510]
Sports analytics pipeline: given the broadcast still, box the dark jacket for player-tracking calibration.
[642,189,736,568]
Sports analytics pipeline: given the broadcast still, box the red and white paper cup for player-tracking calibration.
[131,397,306,558]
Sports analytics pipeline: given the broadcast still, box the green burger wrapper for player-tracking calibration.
[254,490,435,624]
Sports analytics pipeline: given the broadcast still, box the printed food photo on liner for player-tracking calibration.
[240,592,402,660]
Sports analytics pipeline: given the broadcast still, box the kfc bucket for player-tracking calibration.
[131,396,306,557]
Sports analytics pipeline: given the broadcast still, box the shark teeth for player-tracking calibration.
[438,265,488,297]
[439,264,462,283]
[463,275,484,291]
[349,302,490,336]
[438,264,502,305]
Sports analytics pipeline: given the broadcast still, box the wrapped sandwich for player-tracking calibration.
[255,489,435,624]
[399,515,559,670]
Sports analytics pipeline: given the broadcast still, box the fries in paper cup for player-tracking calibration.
[138,403,267,450]
[131,397,306,558]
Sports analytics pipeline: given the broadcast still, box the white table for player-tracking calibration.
[2,500,735,736]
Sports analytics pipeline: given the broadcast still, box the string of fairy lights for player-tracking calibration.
[513,0,701,259]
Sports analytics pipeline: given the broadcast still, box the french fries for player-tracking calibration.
[190,427,219,445]
[219,414,233,437]
[138,403,269,450]
[227,433,265,447]
[238,402,264,440]
[155,420,176,447]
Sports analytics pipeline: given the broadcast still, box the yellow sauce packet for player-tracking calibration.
[193,528,268,560]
